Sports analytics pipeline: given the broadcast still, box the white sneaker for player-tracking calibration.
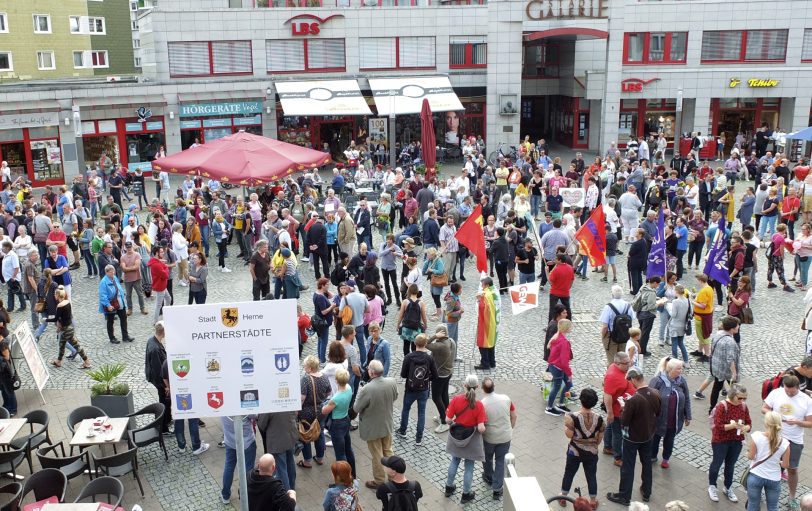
[724,487,738,503]
[301,257,310,262]
[432,416,440,424]
[178,446,186,453]
[192,442,210,455]
[220,495,230,504]
[708,485,719,502]
[179,280,189,287]
[325,440,333,447]
[434,423,450,433]
[221,267,232,273]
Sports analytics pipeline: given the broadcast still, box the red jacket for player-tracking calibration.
[549,262,575,297]
[148,257,169,293]
[547,333,573,377]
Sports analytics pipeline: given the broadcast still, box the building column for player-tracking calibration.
[485,0,523,151]
[58,99,81,183]
[263,87,278,139]
[692,97,711,136]
[164,94,182,154]
[588,99,601,151]
[599,0,625,153]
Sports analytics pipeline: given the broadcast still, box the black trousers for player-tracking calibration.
[495,260,508,292]
[431,375,451,425]
[478,347,495,368]
[311,252,329,280]
[638,312,656,354]
[548,294,572,322]
[628,269,643,295]
[252,280,270,301]
[155,383,172,433]
[104,309,129,341]
[618,438,653,501]
[382,269,400,305]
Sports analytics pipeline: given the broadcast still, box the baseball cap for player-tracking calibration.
[280,248,291,258]
[380,456,406,474]
[344,279,356,289]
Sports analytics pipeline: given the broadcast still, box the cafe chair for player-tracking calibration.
[10,410,52,473]
[91,448,144,497]
[0,482,22,511]
[0,442,28,481]
[126,403,167,461]
[74,476,124,508]
[67,405,106,454]
[36,442,90,482]
[0,408,9,420]
[20,468,67,504]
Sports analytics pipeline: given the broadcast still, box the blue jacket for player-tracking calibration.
[211,220,232,240]
[326,221,338,245]
[364,338,392,377]
[98,275,127,313]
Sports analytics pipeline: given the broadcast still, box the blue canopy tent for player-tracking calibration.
[785,126,812,141]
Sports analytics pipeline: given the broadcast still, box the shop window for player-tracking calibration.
[168,41,252,77]
[701,30,787,63]
[30,139,63,183]
[0,52,12,72]
[0,13,7,33]
[36,51,55,71]
[265,39,345,73]
[33,14,51,34]
[623,32,687,64]
[449,37,486,69]
[256,0,322,5]
[359,37,434,70]
[522,43,559,78]
[803,29,812,62]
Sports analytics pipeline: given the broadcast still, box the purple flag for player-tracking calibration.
[703,217,730,285]
[646,208,666,278]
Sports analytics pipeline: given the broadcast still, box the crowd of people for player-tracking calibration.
[1,130,812,510]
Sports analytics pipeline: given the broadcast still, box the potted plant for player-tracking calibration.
[87,363,135,424]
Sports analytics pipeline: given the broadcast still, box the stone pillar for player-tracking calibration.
[692,97,711,136]
[164,94,182,154]
[485,0,523,151]
[790,96,811,132]
[588,99,601,151]
[263,86,278,139]
[779,97,796,132]
[598,1,625,153]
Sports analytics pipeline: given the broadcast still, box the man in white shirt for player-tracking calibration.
[763,375,812,506]
[638,138,650,162]
[171,222,189,286]
[1,240,25,311]
[684,177,699,209]
[121,216,138,245]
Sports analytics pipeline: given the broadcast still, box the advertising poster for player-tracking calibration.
[368,118,388,149]
[13,322,49,395]
[164,300,301,419]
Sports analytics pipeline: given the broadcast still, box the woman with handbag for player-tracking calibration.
[708,383,751,503]
[745,411,790,511]
[34,269,57,341]
[49,286,90,369]
[444,374,487,505]
[98,264,134,344]
[321,368,357,479]
[793,223,812,291]
[298,356,332,469]
[0,340,16,415]
[422,247,446,320]
[727,276,752,344]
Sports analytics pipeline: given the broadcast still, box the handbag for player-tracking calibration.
[9,356,20,391]
[738,305,754,325]
[739,445,778,488]
[431,272,449,287]
[449,422,475,441]
[34,300,45,313]
[298,376,322,443]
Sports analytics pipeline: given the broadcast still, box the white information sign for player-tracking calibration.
[13,322,49,398]
[164,300,301,419]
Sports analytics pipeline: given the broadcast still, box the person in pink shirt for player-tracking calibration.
[767,223,794,293]
[546,319,574,416]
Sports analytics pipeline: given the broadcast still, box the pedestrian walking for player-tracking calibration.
[481,377,517,500]
[353,359,397,490]
[445,374,487,504]
[708,383,750,503]
[558,388,604,509]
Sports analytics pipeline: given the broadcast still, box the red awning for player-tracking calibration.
[152,132,331,186]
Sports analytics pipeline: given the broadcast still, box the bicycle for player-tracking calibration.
[488,143,520,166]
[546,486,582,507]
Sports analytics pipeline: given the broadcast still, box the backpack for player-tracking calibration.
[761,371,786,400]
[406,354,432,392]
[382,481,418,511]
[333,485,359,511]
[401,299,422,330]
[330,265,346,287]
[608,303,633,344]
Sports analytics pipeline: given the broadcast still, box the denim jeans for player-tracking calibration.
[82,248,98,276]
[301,429,326,462]
[199,224,210,257]
[519,272,535,284]
[746,473,781,511]
[0,387,16,414]
[174,418,201,451]
[483,441,511,492]
[758,215,777,238]
[7,283,25,311]
[671,335,689,362]
[317,327,330,363]
[561,452,598,497]
[447,456,475,493]
[328,417,356,478]
[221,442,257,500]
[399,389,429,441]
[658,308,671,341]
[619,439,652,501]
[270,448,296,490]
[445,321,459,343]
[709,440,742,489]
[354,325,367,366]
[603,418,623,460]
[798,254,812,286]
[531,195,542,217]
[547,364,572,409]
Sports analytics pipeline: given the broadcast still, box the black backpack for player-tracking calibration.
[608,303,632,344]
[383,481,419,511]
[401,299,422,330]
[406,354,432,392]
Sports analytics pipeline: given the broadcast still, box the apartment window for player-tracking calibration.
[131,1,138,11]
[73,51,86,68]
[701,30,787,62]
[133,39,140,49]
[33,14,51,34]
[523,43,559,77]
[37,51,55,70]
[449,37,486,68]
[623,32,687,64]
[266,39,345,73]
[89,17,105,34]
[70,16,80,33]
[803,29,812,62]
[0,52,11,71]
[134,56,141,67]
[0,13,8,33]
[359,37,434,70]
[168,40,253,77]
[70,16,105,35]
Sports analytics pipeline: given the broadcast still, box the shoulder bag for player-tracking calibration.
[449,405,476,441]
[739,444,778,488]
[738,300,754,325]
[298,376,322,443]
[430,259,448,287]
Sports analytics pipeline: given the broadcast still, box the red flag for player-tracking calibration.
[455,205,488,274]
[420,99,436,181]
[574,207,607,267]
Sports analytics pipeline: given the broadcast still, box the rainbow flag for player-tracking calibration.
[476,284,501,348]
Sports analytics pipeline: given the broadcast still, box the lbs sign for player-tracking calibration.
[621,78,660,93]
[285,14,344,36]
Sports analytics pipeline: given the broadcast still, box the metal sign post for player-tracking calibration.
[234,415,249,511]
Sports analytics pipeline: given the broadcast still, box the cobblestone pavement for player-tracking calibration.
[8,163,812,510]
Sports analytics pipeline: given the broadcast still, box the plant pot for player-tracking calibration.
[91,392,135,428]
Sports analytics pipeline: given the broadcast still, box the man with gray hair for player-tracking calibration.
[261,211,282,253]
[599,285,637,366]
[336,206,356,258]
[22,251,41,330]
[1,240,25,311]
[353,359,398,490]
[481,377,517,500]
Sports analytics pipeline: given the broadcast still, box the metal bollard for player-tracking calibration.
[505,452,518,478]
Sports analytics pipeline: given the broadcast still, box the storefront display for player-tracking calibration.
[82,120,120,171]
[179,101,263,150]
[126,120,166,172]
[0,113,63,186]
[618,98,676,149]
[711,98,780,155]
[82,117,166,174]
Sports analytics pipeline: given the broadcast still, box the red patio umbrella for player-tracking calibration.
[420,98,437,182]
[151,131,331,186]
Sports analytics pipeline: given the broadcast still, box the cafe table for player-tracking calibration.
[41,504,111,511]
[0,418,27,446]
[69,418,130,449]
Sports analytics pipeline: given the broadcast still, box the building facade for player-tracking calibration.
[0,0,811,186]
